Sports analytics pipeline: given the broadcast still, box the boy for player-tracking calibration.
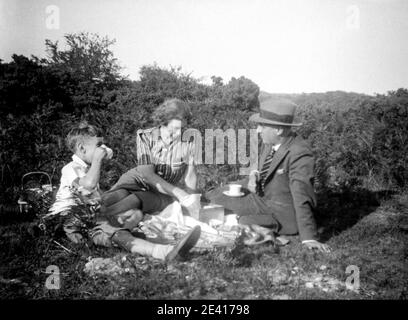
[43,122,201,262]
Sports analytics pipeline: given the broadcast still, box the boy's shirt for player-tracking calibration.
[48,154,102,215]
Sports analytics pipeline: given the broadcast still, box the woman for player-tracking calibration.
[101,98,200,226]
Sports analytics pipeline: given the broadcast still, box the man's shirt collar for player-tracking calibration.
[272,143,281,152]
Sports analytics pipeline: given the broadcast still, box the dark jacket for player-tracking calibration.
[258,132,318,241]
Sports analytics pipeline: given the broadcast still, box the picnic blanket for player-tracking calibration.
[27,180,241,249]
[137,201,241,250]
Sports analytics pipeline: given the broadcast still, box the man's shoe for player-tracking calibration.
[244,233,274,246]
[243,224,277,246]
[165,226,201,262]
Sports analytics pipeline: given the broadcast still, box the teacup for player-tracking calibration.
[100,144,113,159]
[228,184,242,195]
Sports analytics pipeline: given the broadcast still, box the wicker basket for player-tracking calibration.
[17,171,57,216]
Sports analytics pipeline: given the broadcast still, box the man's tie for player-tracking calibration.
[258,147,276,195]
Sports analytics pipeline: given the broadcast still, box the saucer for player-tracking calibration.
[223,190,245,197]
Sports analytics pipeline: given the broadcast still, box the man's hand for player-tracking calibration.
[247,170,259,193]
[303,240,331,253]
[92,147,107,163]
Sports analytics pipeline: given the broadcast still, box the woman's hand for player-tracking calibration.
[180,194,201,218]
[138,164,189,199]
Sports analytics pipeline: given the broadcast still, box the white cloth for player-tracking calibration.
[48,154,101,215]
[139,201,239,249]
[156,201,219,235]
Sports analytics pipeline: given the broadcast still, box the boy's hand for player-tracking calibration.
[92,147,107,162]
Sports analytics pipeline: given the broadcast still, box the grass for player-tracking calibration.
[0,191,407,299]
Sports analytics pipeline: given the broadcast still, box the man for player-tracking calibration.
[206,98,330,253]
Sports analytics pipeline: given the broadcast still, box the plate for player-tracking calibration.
[223,190,245,197]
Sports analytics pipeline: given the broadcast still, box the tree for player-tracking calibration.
[0,54,72,116]
[211,76,223,87]
[136,64,209,107]
[45,32,126,111]
[221,76,260,111]
[45,32,123,85]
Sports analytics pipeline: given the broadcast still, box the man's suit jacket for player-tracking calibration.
[258,132,318,241]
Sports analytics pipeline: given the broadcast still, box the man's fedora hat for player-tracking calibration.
[249,98,302,126]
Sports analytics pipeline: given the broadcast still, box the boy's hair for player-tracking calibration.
[152,98,192,127]
[66,121,102,153]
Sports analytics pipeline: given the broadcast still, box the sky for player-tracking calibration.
[0,0,407,94]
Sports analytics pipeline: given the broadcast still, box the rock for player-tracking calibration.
[305,282,314,289]
[268,268,288,285]
[272,271,288,285]
[313,275,323,282]
[84,257,131,277]
[166,265,178,273]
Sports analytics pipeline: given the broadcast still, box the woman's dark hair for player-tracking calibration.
[152,98,192,126]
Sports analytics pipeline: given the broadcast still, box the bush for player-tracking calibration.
[1,32,407,205]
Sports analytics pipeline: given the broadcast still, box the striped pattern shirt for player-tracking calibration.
[129,127,196,189]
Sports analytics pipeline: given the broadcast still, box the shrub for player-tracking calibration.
[1,32,407,205]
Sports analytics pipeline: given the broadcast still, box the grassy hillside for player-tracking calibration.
[260,90,371,111]
[1,193,406,299]
[1,33,407,300]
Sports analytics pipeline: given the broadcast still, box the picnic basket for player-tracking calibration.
[17,171,57,216]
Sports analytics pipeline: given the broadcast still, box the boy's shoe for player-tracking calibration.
[165,226,201,263]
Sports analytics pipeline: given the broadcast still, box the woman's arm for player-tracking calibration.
[137,164,189,201]
[184,164,197,192]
